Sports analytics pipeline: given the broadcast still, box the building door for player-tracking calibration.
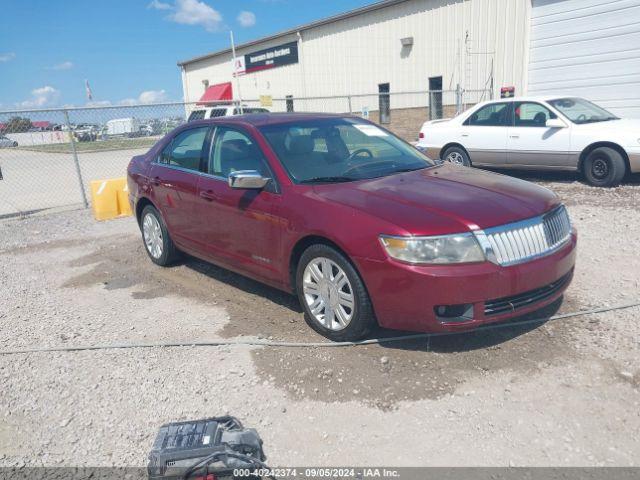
[528,0,640,117]
[378,83,390,124]
[429,76,443,120]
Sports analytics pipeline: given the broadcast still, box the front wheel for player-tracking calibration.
[441,146,471,166]
[582,147,626,187]
[296,244,376,342]
[140,205,180,266]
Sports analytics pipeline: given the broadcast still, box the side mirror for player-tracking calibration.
[546,118,567,128]
[228,170,270,189]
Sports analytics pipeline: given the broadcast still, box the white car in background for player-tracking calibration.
[188,104,270,121]
[417,96,640,187]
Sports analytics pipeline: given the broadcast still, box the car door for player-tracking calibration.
[459,102,511,166]
[147,126,210,249]
[507,101,571,168]
[194,125,283,284]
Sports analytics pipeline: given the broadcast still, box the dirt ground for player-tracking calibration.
[0,171,639,467]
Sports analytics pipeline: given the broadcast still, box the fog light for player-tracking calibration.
[434,303,474,323]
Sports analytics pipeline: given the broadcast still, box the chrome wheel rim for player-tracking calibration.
[142,213,163,259]
[302,257,355,331]
[446,151,465,165]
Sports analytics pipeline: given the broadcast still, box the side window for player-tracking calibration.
[209,109,227,118]
[208,127,269,178]
[514,102,557,127]
[160,127,208,171]
[188,110,206,121]
[465,103,511,127]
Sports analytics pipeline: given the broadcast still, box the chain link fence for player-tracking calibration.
[0,88,489,217]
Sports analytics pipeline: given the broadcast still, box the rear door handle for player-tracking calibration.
[199,190,218,201]
[152,176,161,186]
[461,133,469,137]
[510,135,520,139]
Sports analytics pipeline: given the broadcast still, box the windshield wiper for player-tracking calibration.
[299,176,356,184]
[582,116,619,123]
[392,166,427,173]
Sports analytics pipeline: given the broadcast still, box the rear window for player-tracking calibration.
[188,110,206,121]
[235,108,269,114]
[209,109,228,118]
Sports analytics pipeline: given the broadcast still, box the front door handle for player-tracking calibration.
[510,135,520,139]
[461,133,469,137]
[199,190,218,201]
[152,176,161,186]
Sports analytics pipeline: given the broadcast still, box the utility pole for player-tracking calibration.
[230,30,244,114]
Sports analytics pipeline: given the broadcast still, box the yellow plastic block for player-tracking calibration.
[90,177,133,221]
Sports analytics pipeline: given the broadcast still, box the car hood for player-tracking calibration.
[312,165,560,235]
[574,118,640,131]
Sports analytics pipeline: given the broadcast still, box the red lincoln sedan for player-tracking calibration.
[127,113,577,341]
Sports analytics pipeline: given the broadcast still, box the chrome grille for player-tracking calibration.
[475,205,572,266]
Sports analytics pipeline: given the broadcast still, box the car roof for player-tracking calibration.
[477,95,583,106]
[188,112,351,128]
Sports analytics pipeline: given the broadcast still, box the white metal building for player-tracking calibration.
[178,0,640,118]
[528,0,640,117]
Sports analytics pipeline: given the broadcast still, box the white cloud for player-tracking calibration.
[52,61,74,70]
[0,52,16,62]
[117,90,169,105]
[237,10,256,27]
[19,86,61,108]
[169,0,222,32]
[148,0,172,10]
[86,100,112,107]
[139,89,168,103]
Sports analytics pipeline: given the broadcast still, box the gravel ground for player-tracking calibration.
[0,172,639,467]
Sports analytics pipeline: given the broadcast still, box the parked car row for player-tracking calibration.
[417,96,640,187]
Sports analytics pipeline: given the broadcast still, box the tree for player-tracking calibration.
[3,116,33,133]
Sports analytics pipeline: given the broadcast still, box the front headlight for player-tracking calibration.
[379,233,485,264]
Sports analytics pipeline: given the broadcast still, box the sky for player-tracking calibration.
[0,0,376,111]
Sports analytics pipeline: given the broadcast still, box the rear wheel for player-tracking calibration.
[582,147,626,187]
[442,146,471,166]
[296,244,376,342]
[140,205,179,266]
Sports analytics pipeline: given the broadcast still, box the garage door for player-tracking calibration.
[528,0,640,118]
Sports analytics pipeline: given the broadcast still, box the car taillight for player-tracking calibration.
[419,132,424,139]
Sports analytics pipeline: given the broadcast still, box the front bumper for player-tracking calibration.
[354,232,577,333]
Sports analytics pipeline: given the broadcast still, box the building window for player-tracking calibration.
[378,83,390,124]
[429,76,443,120]
[286,95,294,113]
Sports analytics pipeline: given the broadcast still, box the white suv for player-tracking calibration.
[188,105,269,122]
[417,96,640,187]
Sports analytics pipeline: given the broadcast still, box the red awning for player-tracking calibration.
[197,82,233,104]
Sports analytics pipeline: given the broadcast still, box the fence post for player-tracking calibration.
[455,84,462,115]
[63,109,89,208]
[347,95,352,114]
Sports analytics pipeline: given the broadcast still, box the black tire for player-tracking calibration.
[441,145,471,166]
[140,205,180,266]
[582,147,626,187]
[296,244,376,342]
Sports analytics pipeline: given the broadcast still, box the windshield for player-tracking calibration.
[548,97,619,124]
[259,118,433,183]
